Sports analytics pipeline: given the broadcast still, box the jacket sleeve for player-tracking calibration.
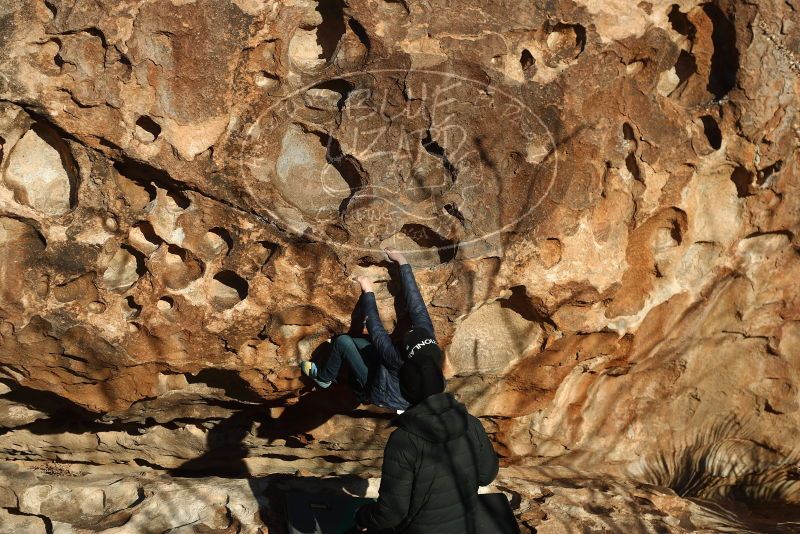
[469,415,499,486]
[399,264,435,338]
[359,291,403,370]
[356,429,415,530]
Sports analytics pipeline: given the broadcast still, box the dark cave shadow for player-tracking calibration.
[170,410,259,478]
[258,385,359,443]
[168,332,397,529]
[167,393,395,531]
[167,391,513,533]
[254,473,375,534]
[167,407,372,531]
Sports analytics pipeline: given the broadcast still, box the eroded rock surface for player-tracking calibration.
[3,125,76,215]
[0,0,799,531]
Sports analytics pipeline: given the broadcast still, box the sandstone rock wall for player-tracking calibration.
[0,0,799,531]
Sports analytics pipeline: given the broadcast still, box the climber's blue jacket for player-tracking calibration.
[357,264,435,410]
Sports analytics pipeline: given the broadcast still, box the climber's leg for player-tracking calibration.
[348,336,377,392]
[316,334,371,389]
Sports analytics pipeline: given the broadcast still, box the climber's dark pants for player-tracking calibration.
[317,335,377,394]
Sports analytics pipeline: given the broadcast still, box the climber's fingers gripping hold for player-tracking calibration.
[355,275,374,293]
[384,248,408,265]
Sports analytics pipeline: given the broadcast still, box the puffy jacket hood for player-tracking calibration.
[395,392,468,443]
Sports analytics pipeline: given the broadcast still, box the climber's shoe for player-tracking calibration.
[300,361,331,389]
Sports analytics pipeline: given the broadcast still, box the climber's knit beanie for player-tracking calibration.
[402,327,442,364]
[399,354,445,405]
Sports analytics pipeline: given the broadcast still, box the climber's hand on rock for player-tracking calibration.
[356,276,374,293]
[384,248,408,265]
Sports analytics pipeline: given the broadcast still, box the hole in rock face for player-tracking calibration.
[113,158,189,209]
[520,48,535,75]
[356,256,385,267]
[313,132,365,214]
[255,71,279,89]
[625,59,646,75]
[113,165,156,210]
[210,270,248,309]
[162,244,203,290]
[165,189,190,210]
[157,296,174,312]
[421,130,457,182]
[622,123,642,181]
[757,160,783,186]
[401,224,457,263]
[166,243,187,259]
[206,227,233,256]
[730,166,753,197]
[103,245,146,292]
[83,26,107,45]
[545,22,587,63]
[500,285,547,323]
[704,3,739,100]
[130,224,156,250]
[52,273,96,303]
[311,78,354,110]
[570,23,587,52]
[673,50,697,88]
[700,115,722,150]
[125,296,142,319]
[348,18,371,51]
[258,240,280,259]
[133,221,162,248]
[444,203,466,227]
[256,241,280,272]
[124,245,147,277]
[111,50,133,82]
[668,4,695,38]
[315,0,346,61]
[0,135,4,164]
[622,122,636,142]
[44,0,57,18]
[625,152,642,182]
[134,116,161,143]
[668,216,684,245]
[53,41,65,67]
[276,125,355,218]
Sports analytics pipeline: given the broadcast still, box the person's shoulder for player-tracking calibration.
[384,425,420,457]
[386,427,415,450]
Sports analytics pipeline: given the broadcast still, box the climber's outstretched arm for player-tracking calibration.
[385,249,435,337]
[356,276,403,370]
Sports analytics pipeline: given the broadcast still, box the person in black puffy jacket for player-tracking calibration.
[301,249,442,412]
[355,355,500,533]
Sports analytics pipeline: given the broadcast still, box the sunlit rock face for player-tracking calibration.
[0,0,799,531]
[3,125,76,215]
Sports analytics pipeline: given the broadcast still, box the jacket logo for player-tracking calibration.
[406,338,436,358]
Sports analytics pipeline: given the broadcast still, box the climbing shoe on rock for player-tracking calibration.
[300,361,331,389]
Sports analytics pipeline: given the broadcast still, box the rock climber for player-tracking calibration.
[300,248,442,412]
[353,355,500,533]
